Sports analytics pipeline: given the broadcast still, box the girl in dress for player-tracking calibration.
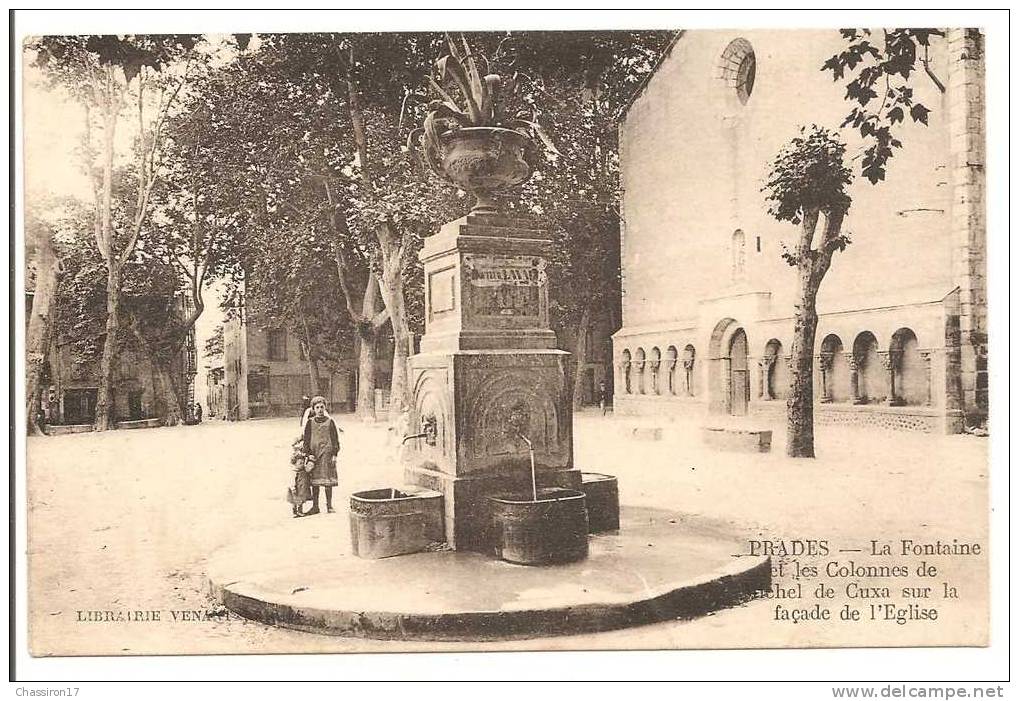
[300,395,341,515]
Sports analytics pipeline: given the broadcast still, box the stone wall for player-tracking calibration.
[617,394,943,433]
[947,28,988,427]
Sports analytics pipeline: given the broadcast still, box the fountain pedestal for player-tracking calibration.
[405,213,580,551]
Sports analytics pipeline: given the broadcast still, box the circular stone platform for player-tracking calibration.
[205,506,770,641]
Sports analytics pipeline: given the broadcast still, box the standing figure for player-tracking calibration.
[301,395,341,515]
[286,437,313,517]
[194,402,203,423]
[597,380,609,416]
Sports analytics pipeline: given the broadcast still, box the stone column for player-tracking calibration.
[758,356,775,400]
[683,358,695,396]
[846,352,863,404]
[919,350,933,406]
[879,350,904,406]
[665,359,677,395]
[649,360,661,395]
[818,352,834,403]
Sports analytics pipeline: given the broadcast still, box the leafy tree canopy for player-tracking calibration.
[823,28,945,184]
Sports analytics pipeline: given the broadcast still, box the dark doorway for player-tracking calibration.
[64,388,98,424]
[583,367,595,405]
[128,391,143,420]
[729,329,749,416]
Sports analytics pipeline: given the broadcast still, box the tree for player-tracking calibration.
[823,28,945,183]
[137,64,251,425]
[203,324,224,362]
[47,199,192,426]
[25,204,65,434]
[198,33,462,418]
[490,31,673,407]
[318,33,463,414]
[762,126,853,458]
[176,43,389,417]
[763,28,953,452]
[30,35,201,429]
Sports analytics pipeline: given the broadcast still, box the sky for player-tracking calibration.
[22,63,91,203]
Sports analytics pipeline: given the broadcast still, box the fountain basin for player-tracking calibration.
[488,488,589,565]
[349,486,444,559]
[581,472,620,533]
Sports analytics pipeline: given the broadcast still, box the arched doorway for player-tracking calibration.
[729,329,749,416]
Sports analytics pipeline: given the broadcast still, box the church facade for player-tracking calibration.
[612,29,986,433]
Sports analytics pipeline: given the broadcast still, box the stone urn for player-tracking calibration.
[436,127,539,214]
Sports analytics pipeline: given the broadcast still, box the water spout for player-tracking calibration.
[402,432,428,445]
[517,433,537,501]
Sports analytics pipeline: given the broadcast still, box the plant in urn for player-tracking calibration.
[407,34,560,214]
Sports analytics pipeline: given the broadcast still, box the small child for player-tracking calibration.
[286,437,313,517]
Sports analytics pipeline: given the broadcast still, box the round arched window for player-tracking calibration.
[720,38,756,105]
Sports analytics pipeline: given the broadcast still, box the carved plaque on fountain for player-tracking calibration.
[463,254,545,321]
[419,213,557,353]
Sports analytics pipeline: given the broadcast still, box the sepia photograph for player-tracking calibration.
[12,8,1009,686]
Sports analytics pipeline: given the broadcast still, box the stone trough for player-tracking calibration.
[701,425,772,453]
[349,486,444,559]
[487,488,589,565]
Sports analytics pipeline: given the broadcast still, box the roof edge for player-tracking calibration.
[617,29,685,122]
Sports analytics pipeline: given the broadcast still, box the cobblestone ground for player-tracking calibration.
[25,410,988,656]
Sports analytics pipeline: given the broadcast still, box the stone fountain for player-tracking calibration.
[205,38,768,639]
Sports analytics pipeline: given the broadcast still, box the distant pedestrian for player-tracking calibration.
[597,381,610,416]
[300,396,342,516]
[194,403,203,423]
[33,402,47,435]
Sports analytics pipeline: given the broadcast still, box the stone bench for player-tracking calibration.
[46,424,94,436]
[701,426,772,453]
[115,418,163,430]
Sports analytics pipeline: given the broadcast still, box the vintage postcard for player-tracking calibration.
[14,10,1005,677]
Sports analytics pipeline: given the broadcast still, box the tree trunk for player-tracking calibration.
[26,236,60,435]
[308,356,322,397]
[785,207,845,458]
[354,275,385,421]
[379,264,411,413]
[93,78,119,432]
[152,354,185,427]
[571,306,593,410]
[94,271,121,431]
[786,271,819,458]
[125,312,190,427]
[300,311,321,395]
[355,331,378,421]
